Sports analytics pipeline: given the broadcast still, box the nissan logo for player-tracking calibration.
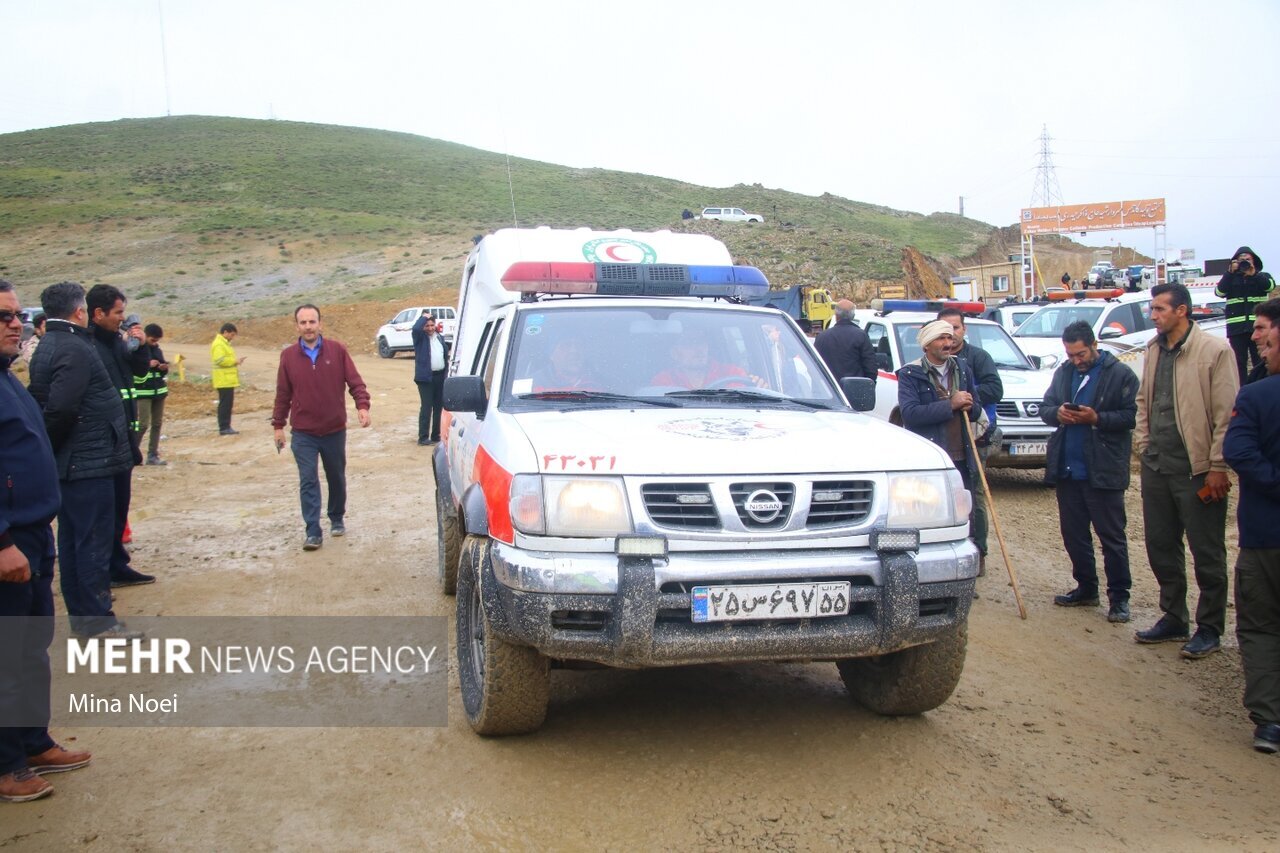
[1024,402,1041,417]
[744,489,784,523]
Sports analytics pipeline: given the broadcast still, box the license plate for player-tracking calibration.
[691,582,850,623]
[1009,441,1047,456]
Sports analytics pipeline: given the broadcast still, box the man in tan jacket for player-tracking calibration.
[1133,282,1239,658]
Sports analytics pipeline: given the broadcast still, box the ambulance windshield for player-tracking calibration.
[504,306,840,408]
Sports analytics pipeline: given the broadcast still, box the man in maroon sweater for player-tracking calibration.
[272,305,371,551]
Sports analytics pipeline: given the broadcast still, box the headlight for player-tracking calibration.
[509,475,632,537]
[886,471,970,528]
[1039,353,1060,370]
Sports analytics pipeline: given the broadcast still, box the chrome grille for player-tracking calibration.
[807,480,874,526]
[641,483,720,529]
[729,482,794,530]
[996,401,1020,418]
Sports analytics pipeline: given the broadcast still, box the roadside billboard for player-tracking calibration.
[1020,199,1166,235]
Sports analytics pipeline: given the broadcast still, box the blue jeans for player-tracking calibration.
[291,430,347,539]
[57,477,118,636]
[0,525,58,774]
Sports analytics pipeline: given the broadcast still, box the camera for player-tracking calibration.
[1236,258,1254,273]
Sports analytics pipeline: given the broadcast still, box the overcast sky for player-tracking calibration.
[2,0,1276,264]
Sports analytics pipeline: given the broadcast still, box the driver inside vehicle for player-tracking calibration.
[650,327,751,389]
[530,337,600,391]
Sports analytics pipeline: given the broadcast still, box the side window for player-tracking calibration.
[481,319,506,398]
[393,310,408,324]
[444,309,456,319]
[470,322,495,375]
[1134,300,1154,331]
[705,208,719,215]
[732,209,744,216]
[865,322,892,370]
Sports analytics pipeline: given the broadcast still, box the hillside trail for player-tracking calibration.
[5,343,1277,851]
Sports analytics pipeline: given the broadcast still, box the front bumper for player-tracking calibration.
[483,541,978,667]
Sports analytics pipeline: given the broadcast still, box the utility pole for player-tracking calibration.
[157,0,172,117]
[958,196,965,217]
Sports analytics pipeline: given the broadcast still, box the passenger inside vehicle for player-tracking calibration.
[649,327,751,389]
[528,338,601,391]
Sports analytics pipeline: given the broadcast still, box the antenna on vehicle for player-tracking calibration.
[501,147,517,227]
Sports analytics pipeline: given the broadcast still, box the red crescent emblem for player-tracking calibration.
[605,245,632,262]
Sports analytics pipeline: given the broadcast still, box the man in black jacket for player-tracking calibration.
[0,280,94,802]
[938,307,1003,567]
[1040,320,1140,623]
[814,300,877,384]
[1216,246,1276,384]
[85,285,153,588]
[26,283,140,640]
[411,313,450,446]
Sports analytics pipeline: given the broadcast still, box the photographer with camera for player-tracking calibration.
[1215,246,1275,384]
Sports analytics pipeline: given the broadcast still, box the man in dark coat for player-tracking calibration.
[1224,298,1280,752]
[84,285,153,588]
[0,279,94,803]
[25,283,139,640]
[938,307,1002,564]
[897,319,984,562]
[1215,246,1276,384]
[814,300,877,384]
[411,312,450,446]
[1040,320,1140,623]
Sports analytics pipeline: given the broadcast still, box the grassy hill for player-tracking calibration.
[0,115,1124,349]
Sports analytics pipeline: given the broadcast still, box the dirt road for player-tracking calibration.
[6,345,1278,851]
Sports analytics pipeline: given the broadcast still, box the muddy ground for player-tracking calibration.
[5,343,1278,852]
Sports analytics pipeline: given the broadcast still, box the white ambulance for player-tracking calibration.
[433,227,979,735]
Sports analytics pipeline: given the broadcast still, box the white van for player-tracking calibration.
[698,207,764,223]
[432,227,978,735]
[375,305,457,358]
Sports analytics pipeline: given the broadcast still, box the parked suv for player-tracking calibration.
[375,305,457,358]
[434,228,977,735]
[698,207,764,224]
[856,309,1053,469]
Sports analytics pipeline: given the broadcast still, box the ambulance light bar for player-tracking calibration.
[871,299,986,315]
[1046,288,1124,302]
[500,262,770,299]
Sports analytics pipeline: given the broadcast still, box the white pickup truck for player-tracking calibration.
[432,227,978,735]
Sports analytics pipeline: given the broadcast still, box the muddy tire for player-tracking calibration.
[837,625,967,716]
[436,487,460,595]
[455,535,549,735]
[377,337,393,359]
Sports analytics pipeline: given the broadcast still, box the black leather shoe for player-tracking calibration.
[1180,628,1221,659]
[1107,601,1131,623]
[1053,587,1099,607]
[1134,615,1190,644]
[1253,723,1280,754]
[110,568,156,588]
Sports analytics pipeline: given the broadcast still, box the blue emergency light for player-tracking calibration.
[501,262,770,300]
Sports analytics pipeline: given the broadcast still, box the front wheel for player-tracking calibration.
[837,626,967,715]
[435,485,460,595]
[377,337,393,358]
[455,536,549,735]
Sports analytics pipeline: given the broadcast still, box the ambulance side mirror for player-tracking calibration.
[443,376,488,418]
[840,376,876,412]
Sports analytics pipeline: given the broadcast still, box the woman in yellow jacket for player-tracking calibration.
[210,322,245,435]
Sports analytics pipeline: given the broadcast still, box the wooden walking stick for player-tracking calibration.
[965,416,1028,620]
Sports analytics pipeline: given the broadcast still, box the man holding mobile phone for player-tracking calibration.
[1133,283,1239,658]
[1041,321,1139,623]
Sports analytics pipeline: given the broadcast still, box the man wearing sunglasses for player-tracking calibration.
[0,281,94,802]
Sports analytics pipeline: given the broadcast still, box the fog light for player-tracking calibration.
[616,536,668,558]
[872,529,920,553]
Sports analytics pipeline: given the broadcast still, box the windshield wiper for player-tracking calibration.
[663,388,832,409]
[518,390,680,408]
